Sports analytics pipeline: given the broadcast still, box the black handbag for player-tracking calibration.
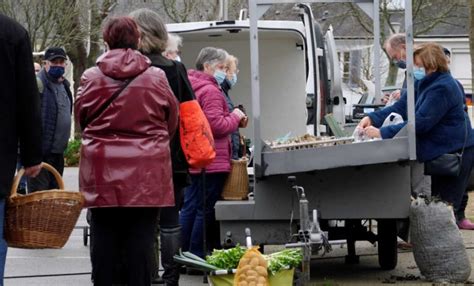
[424,152,462,176]
[424,117,467,177]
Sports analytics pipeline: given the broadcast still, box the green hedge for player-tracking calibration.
[64,139,81,167]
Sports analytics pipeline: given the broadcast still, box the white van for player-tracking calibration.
[168,3,415,271]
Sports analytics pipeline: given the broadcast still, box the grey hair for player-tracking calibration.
[129,8,168,54]
[385,33,406,50]
[195,47,228,71]
[164,34,182,54]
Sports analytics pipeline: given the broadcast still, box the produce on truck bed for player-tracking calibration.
[234,247,268,286]
[264,249,303,275]
[206,245,246,270]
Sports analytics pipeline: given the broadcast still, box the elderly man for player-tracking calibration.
[29,47,73,192]
[382,33,408,105]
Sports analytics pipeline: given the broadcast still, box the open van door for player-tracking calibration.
[298,3,324,136]
[325,25,345,127]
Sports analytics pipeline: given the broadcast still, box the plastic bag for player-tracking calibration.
[382,112,403,127]
[234,247,268,286]
[352,126,369,142]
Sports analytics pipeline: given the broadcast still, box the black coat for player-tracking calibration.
[145,54,195,189]
[0,14,42,198]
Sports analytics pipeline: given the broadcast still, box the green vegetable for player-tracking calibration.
[205,245,246,269]
[264,249,302,275]
[174,251,219,271]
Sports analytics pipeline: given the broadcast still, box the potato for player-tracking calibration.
[238,275,247,281]
[241,265,251,273]
[248,282,256,286]
[256,284,265,286]
[239,282,248,286]
[257,276,267,283]
[246,276,257,283]
[258,256,267,267]
[255,266,268,277]
[246,270,258,278]
[240,258,250,265]
[247,252,257,258]
[250,257,259,267]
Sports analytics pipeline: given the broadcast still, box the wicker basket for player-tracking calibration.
[5,163,84,249]
[221,158,249,200]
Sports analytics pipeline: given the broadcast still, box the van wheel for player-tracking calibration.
[377,219,397,270]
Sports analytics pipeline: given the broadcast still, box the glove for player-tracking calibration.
[232,108,246,120]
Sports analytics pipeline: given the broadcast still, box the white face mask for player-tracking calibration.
[175,55,181,62]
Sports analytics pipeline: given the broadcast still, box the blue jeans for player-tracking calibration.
[180,173,227,258]
[0,199,7,285]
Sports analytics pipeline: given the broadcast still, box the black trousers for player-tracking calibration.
[90,207,159,286]
[431,146,474,222]
[28,153,64,192]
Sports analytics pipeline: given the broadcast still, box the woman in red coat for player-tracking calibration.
[75,16,178,285]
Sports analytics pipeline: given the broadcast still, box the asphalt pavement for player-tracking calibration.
[3,168,473,285]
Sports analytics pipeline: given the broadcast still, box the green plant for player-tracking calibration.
[64,139,81,167]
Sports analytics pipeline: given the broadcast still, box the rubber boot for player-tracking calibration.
[160,225,182,286]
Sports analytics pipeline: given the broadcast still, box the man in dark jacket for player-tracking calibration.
[0,13,42,282]
[29,47,73,192]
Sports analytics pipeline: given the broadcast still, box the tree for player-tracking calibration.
[346,0,467,86]
[0,0,116,137]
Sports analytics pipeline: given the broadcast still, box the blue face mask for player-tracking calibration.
[413,67,426,80]
[394,60,406,69]
[48,66,65,79]
[214,70,226,85]
[228,73,237,87]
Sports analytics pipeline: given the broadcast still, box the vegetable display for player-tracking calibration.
[205,245,246,269]
[264,249,302,275]
[234,247,269,286]
[205,246,302,275]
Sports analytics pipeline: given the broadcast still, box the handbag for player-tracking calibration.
[179,100,216,169]
[424,117,467,177]
[221,136,249,200]
[424,152,462,176]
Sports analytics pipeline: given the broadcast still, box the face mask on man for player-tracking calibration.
[175,55,181,62]
[214,69,227,85]
[413,67,426,80]
[393,59,406,69]
[48,66,65,79]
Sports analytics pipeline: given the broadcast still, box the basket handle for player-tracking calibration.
[10,163,65,197]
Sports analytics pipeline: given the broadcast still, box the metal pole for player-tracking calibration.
[249,0,262,178]
[373,0,381,104]
[404,0,417,160]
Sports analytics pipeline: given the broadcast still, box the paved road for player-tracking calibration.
[4,168,473,285]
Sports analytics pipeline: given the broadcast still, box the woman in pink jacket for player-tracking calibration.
[75,17,178,285]
[180,47,246,258]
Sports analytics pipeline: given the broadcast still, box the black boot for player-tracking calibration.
[160,225,182,286]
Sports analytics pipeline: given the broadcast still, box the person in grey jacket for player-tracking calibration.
[29,47,72,192]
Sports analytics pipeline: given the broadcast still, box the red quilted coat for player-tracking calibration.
[75,49,179,208]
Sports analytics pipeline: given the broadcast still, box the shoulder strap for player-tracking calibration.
[82,76,136,129]
[175,61,196,102]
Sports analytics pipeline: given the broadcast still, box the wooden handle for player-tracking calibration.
[10,163,65,198]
